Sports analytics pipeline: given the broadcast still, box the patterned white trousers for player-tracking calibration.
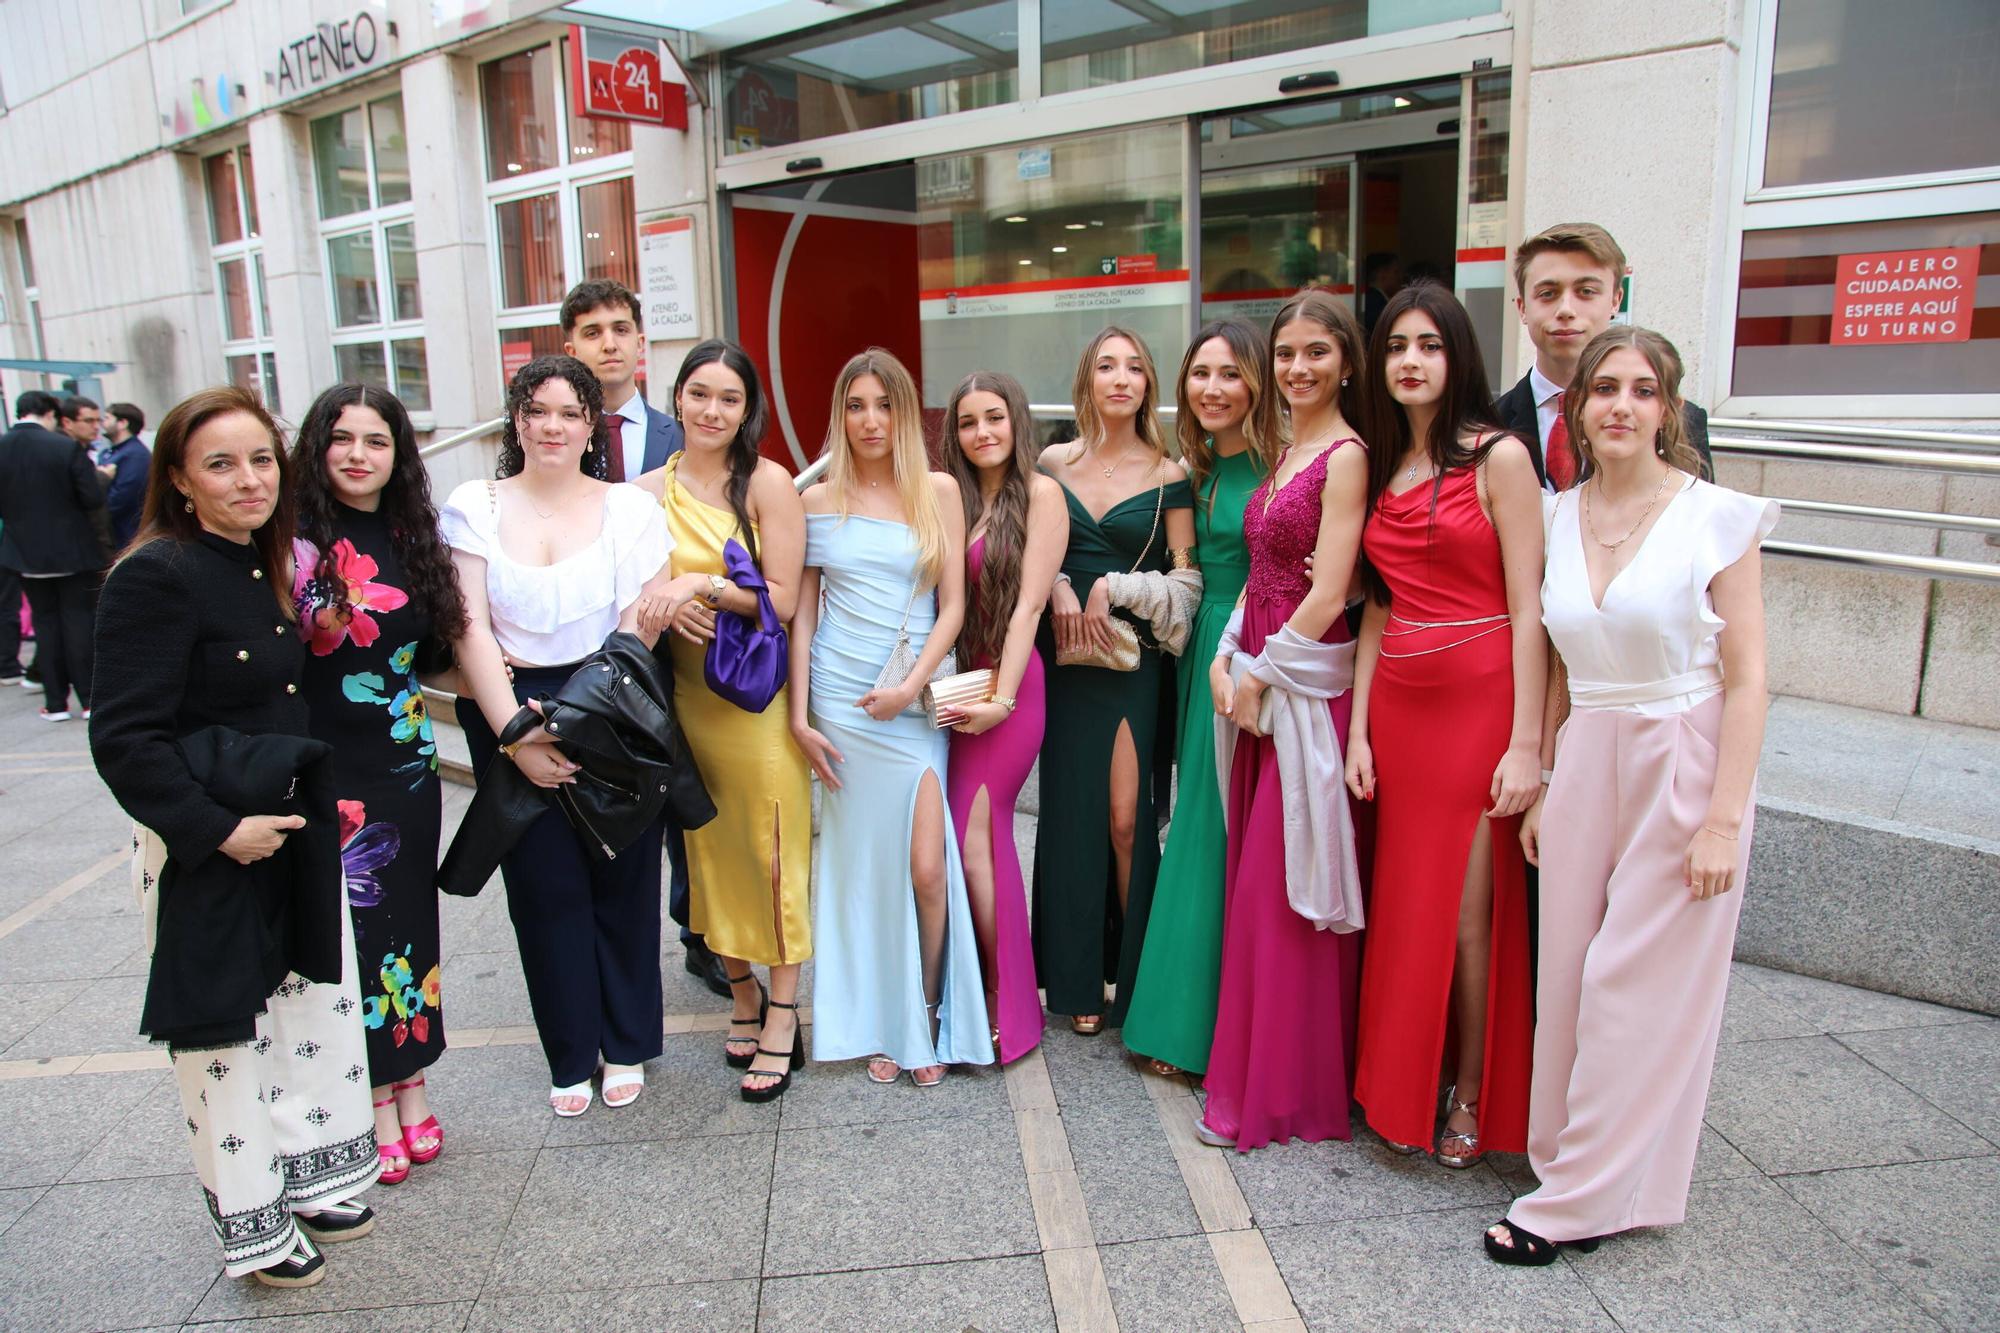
[138,826,382,1275]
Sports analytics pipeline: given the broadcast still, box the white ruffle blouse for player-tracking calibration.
[440,479,671,665]
[1543,477,1780,717]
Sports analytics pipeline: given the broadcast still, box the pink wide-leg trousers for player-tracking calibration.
[1508,693,1754,1241]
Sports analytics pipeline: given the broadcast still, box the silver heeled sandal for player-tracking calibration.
[1434,1084,1483,1169]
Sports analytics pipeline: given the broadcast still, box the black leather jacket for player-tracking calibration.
[437,632,715,896]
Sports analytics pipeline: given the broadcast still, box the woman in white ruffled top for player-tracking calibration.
[440,355,698,1119]
[1486,327,1779,1266]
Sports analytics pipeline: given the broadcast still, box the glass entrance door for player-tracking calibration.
[1199,159,1354,330]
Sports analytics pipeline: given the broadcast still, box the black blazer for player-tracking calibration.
[0,423,110,573]
[1494,371,1712,486]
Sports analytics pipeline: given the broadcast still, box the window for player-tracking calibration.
[480,41,638,379]
[1043,0,1496,97]
[13,219,46,385]
[311,95,429,410]
[916,123,1188,409]
[723,0,1018,154]
[204,145,279,410]
[1725,0,2000,410]
[1762,0,2000,191]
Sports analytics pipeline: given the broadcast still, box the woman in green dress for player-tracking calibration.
[1034,326,1197,1033]
[1122,319,1281,1075]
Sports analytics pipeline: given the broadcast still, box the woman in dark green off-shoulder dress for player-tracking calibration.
[1032,326,1197,1031]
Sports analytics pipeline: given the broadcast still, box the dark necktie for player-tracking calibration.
[1545,391,1578,490]
[606,419,627,483]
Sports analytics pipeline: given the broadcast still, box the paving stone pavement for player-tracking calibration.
[0,690,1994,1332]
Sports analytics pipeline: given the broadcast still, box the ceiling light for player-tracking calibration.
[1018,258,1032,265]
[1004,215,1028,223]
[506,162,523,173]
[1064,222,1087,230]
[1393,96,1411,108]
[1051,246,1067,253]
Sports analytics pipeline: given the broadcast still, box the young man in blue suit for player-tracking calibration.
[559,281,729,996]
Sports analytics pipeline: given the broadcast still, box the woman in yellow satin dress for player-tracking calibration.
[634,340,812,1102]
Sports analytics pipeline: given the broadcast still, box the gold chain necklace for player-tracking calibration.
[1091,439,1136,478]
[1584,468,1674,550]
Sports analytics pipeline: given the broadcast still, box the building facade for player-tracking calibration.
[1,0,1994,720]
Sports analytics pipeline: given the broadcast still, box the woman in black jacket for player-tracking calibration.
[89,386,379,1289]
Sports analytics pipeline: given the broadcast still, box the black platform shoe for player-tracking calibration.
[740,1000,804,1103]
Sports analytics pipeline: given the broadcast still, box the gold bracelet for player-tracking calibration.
[500,741,521,759]
[994,696,1017,713]
[1701,825,1740,840]
[1169,545,1198,570]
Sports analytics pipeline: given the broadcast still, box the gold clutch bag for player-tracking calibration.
[922,669,998,727]
[1054,620,1142,672]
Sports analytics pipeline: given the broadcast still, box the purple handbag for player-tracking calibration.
[703,538,788,712]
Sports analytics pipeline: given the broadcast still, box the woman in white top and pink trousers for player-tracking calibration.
[1485,327,1779,1265]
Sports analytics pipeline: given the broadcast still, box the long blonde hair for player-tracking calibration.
[1068,325,1168,464]
[823,347,947,585]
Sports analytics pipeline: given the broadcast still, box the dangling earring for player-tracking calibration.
[586,441,594,452]
[182,494,194,513]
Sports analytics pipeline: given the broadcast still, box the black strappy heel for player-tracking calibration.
[740,1000,804,1103]
[724,972,768,1070]
[1482,1219,1601,1266]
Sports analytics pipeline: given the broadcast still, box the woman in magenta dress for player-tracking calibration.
[940,372,1068,1062]
[1199,294,1371,1150]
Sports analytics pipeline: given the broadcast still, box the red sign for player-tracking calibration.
[1832,246,1979,346]
[568,25,686,130]
[500,340,534,385]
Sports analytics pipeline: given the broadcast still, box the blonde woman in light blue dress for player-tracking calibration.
[790,348,994,1086]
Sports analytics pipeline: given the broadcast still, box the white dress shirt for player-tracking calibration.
[608,389,649,482]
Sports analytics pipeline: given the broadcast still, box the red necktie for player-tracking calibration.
[606,421,626,483]
[1545,392,1577,490]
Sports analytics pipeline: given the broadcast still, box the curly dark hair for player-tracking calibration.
[291,383,469,646]
[496,355,611,480]
[671,339,769,562]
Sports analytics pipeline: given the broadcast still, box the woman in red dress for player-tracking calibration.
[1345,284,1546,1165]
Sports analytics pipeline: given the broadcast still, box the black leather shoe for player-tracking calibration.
[682,936,733,998]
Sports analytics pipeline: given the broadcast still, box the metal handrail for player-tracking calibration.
[418,417,506,459]
[1763,542,2000,584]
[1709,418,2000,452]
[1776,500,2000,536]
[1709,434,2000,476]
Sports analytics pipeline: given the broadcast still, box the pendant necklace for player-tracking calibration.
[1585,467,1674,551]
[1093,440,1134,478]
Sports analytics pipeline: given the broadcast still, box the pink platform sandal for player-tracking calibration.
[374,1096,410,1184]
[393,1076,443,1165]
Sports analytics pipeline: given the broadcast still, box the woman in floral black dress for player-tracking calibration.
[291,384,467,1185]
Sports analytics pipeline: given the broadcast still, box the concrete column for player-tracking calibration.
[247,109,332,423]
[1515,0,1744,404]
[400,51,501,440]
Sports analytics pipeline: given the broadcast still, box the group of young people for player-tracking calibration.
[86,222,1774,1288]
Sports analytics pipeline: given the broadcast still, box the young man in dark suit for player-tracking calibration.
[0,389,111,720]
[1494,223,1712,491]
[558,280,727,995]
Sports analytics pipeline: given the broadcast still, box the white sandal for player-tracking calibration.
[550,1081,594,1117]
[600,1066,645,1108]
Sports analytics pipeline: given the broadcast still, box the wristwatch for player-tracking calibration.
[704,574,728,606]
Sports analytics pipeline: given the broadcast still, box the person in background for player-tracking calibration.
[1122,318,1275,1079]
[1486,328,1775,1265]
[91,385,381,1289]
[558,279,727,1000]
[102,402,153,548]
[0,390,59,686]
[939,370,1067,1065]
[291,383,466,1185]
[0,389,107,720]
[1361,253,1403,336]
[1494,222,1712,491]
[1034,327,1197,1036]
[1346,283,1544,1169]
[795,347,990,1087]
[440,355,673,1117]
[633,339,814,1103]
[60,394,118,561]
